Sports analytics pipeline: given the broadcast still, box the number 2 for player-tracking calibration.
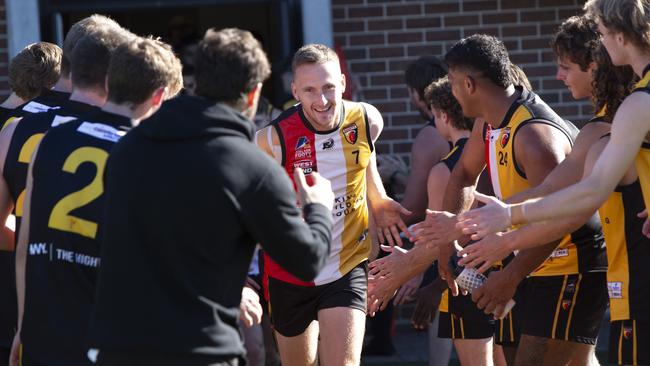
[48,147,108,239]
[498,151,508,166]
[15,133,44,217]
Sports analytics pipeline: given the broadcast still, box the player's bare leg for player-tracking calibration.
[454,338,494,366]
[318,307,366,366]
[515,335,597,366]
[275,320,319,366]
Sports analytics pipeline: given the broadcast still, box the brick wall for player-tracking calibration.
[0,0,8,97]
[332,0,586,156]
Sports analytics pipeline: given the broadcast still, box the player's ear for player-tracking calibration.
[151,87,167,107]
[466,75,477,95]
[247,82,263,108]
[340,72,347,94]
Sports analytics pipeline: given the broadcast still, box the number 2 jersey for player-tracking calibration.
[484,86,607,276]
[264,102,372,286]
[22,111,129,364]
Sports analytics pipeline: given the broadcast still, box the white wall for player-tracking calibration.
[6,0,41,58]
[301,0,332,47]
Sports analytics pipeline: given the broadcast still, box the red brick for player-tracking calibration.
[540,23,561,35]
[333,20,364,33]
[542,78,565,90]
[503,40,520,51]
[388,32,423,44]
[541,51,557,62]
[369,46,404,58]
[332,0,362,4]
[394,142,413,153]
[349,6,383,18]
[426,30,461,42]
[502,25,538,37]
[407,44,443,57]
[510,52,539,64]
[371,74,404,86]
[375,101,408,113]
[553,105,580,116]
[538,91,560,103]
[522,65,556,77]
[392,114,421,126]
[558,8,582,19]
[363,88,388,100]
[463,1,498,11]
[376,143,391,154]
[482,12,518,24]
[350,33,385,46]
[521,10,557,22]
[425,2,460,13]
[445,15,479,27]
[390,87,409,99]
[368,19,403,31]
[389,59,411,72]
[522,37,553,50]
[332,8,345,19]
[334,35,347,47]
[465,27,500,38]
[342,48,367,60]
[381,128,409,140]
[350,61,386,73]
[405,17,441,29]
[502,0,536,9]
[386,4,422,16]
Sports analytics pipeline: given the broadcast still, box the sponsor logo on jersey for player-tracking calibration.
[550,248,569,258]
[565,282,576,294]
[358,229,368,243]
[322,138,335,150]
[500,127,511,148]
[562,299,572,310]
[295,136,310,150]
[608,282,623,299]
[294,160,313,174]
[343,124,358,144]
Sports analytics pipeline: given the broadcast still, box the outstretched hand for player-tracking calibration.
[371,197,412,247]
[367,245,411,315]
[456,192,512,240]
[411,210,458,248]
[458,232,511,273]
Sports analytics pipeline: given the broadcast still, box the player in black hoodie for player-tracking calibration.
[88,28,334,366]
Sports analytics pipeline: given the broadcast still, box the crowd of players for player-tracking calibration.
[0,0,648,365]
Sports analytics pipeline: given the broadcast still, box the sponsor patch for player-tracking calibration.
[607,282,623,299]
[77,122,125,142]
[295,136,310,150]
[322,138,335,150]
[22,101,58,114]
[562,299,572,310]
[550,248,569,258]
[623,326,633,340]
[51,115,77,127]
[500,127,511,148]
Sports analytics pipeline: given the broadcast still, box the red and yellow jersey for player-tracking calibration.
[265,101,373,286]
[484,87,606,276]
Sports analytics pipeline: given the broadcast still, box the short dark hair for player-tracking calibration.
[10,42,62,100]
[62,14,124,78]
[551,16,600,71]
[424,76,473,131]
[70,27,133,91]
[107,37,183,108]
[444,34,511,89]
[404,56,447,99]
[194,28,271,107]
[292,44,339,74]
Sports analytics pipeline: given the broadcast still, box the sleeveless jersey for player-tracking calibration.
[265,102,372,286]
[632,65,650,223]
[22,111,129,363]
[598,135,650,321]
[484,86,606,276]
[0,89,69,348]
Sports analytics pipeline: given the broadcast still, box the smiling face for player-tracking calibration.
[291,60,346,131]
[555,56,596,100]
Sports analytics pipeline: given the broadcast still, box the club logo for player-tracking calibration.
[343,124,358,144]
[500,127,511,148]
[561,300,572,310]
[623,326,633,339]
[322,138,335,150]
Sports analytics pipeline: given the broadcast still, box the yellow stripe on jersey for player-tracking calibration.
[600,191,631,321]
[564,274,581,340]
[338,103,371,276]
[551,275,568,338]
[2,116,18,131]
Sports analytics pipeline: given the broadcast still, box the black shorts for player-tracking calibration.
[522,272,607,345]
[494,279,526,347]
[267,262,367,337]
[609,319,650,365]
[438,293,494,340]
